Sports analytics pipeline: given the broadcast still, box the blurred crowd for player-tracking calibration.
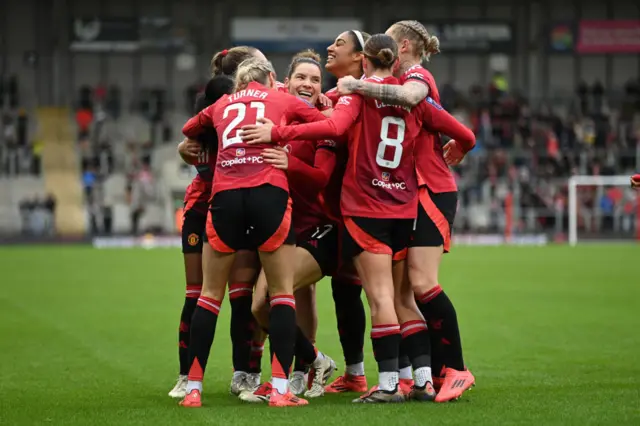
[0,75,54,237]
[1,69,634,238]
[73,73,640,237]
[18,194,56,236]
[75,84,165,235]
[0,76,41,177]
[446,75,640,237]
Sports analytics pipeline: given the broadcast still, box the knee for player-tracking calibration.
[408,269,439,295]
[367,289,394,319]
[394,290,417,313]
[200,284,225,302]
[394,289,420,318]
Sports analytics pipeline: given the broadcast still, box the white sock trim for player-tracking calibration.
[414,367,433,388]
[378,371,399,392]
[186,380,202,393]
[272,377,288,394]
[345,362,365,376]
[399,366,413,380]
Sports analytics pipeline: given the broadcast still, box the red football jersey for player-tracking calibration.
[324,87,340,106]
[414,97,476,158]
[182,81,326,197]
[318,143,348,223]
[400,65,457,193]
[285,139,337,238]
[282,104,337,237]
[324,75,363,106]
[272,76,422,219]
[183,150,214,213]
[183,129,218,213]
[276,81,288,93]
[318,87,347,222]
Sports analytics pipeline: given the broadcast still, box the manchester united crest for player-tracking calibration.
[187,233,200,246]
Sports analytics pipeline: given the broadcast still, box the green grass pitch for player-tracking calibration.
[1,245,639,425]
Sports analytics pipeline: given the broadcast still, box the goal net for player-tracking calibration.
[568,175,640,246]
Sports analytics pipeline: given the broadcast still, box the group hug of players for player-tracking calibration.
[169,20,478,408]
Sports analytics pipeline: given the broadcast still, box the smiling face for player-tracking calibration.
[326,31,362,77]
[286,62,322,105]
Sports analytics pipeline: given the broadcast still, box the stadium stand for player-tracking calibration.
[39,107,86,235]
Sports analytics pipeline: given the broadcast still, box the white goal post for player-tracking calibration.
[568,175,636,246]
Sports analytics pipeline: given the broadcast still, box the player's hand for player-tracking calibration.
[631,174,640,188]
[241,118,274,144]
[317,93,333,108]
[321,108,334,117]
[337,75,359,95]
[178,138,201,164]
[443,140,465,166]
[262,147,288,170]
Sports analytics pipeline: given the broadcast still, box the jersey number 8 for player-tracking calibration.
[222,102,266,148]
[376,116,406,169]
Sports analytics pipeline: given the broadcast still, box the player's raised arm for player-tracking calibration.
[241,95,361,144]
[273,95,361,143]
[421,98,475,151]
[338,75,428,108]
[182,105,215,138]
[419,97,475,166]
[287,95,329,123]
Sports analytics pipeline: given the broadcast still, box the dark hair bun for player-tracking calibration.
[205,75,234,101]
[193,76,234,113]
[377,48,395,66]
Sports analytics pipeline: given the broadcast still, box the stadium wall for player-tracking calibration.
[1,0,639,109]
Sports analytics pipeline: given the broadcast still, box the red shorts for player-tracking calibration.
[206,184,295,253]
[184,181,211,215]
